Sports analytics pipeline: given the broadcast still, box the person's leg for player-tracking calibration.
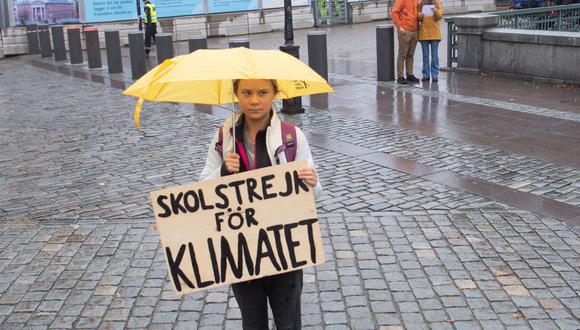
[152,22,157,43]
[232,280,269,330]
[405,31,418,78]
[397,31,411,79]
[420,41,430,79]
[431,40,440,79]
[267,270,303,330]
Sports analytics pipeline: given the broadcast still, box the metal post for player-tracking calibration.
[67,27,83,64]
[447,21,453,68]
[0,0,9,29]
[376,25,395,81]
[105,30,123,74]
[280,0,303,114]
[84,28,102,69]
[128,31,147,79]
[156,33,174,64]
[307,31,328,80]
[137,0,143,31]
[26,25,40,54]
[229,38,250,48]
[51,25,66,61]
[38,25,52,58]
[188,36,207,53]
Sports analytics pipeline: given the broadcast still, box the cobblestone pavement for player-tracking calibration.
[295,91,580,208]
[1,37,580,330]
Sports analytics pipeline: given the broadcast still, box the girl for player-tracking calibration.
[199,79,321,330]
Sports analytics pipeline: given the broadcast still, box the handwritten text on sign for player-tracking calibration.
[150,161,325,295]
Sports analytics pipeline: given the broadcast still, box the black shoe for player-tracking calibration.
[397,77,408,84]
[406,75,420,83]
[432,78,438,83]
[421,77,430,82]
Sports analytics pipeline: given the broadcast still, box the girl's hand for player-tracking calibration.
[225,152,240,173]
[298,166,318,188]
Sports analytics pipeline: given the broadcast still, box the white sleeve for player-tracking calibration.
[199,129,223,181]
[295,127,323,200]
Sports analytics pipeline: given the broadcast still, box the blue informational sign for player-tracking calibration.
[208,0,259,13]
[84,0,137,23]
[157,0,204,18]
[83,0,264,23]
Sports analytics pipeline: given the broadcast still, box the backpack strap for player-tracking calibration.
[215,126,224,160]
[274,121,297,163]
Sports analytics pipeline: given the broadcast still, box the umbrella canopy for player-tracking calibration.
[123,47,334,127]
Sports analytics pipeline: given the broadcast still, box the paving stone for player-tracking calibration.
[446,307,474,321]
[75,317,102,328]
[50,316,77,328]
[103,308,130,321]
[350,318,375,329]
[423,309,448,322]
[323,312,347,325]
[81,305,108,318]
[152,311,178,324]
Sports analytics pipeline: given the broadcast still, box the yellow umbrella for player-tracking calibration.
[123,47,334,128]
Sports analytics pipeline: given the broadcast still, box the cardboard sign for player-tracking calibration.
[150,161,325,295]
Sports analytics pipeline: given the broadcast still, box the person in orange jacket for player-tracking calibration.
[418,0,443,82]
[392,0,421,84]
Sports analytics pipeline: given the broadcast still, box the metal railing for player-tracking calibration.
[445,3,580,67]
[314,0,349,26]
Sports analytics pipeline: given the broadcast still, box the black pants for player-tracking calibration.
[144,23,156,54]
[232,270,303,330]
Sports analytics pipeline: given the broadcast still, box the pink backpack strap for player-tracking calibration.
[215,126,224,159]
[275,121,297,163]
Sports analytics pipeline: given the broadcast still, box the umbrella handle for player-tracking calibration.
[232,103,236,155]
[231,80,236,155]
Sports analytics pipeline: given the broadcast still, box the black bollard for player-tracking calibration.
[67,27,83,64]
[105,30,123,74]
[38,25,52,58]
[229,38,250,48]
[376,25,395,81]
[188,36,207,53]
[307,31,328,80]
[156,33,174,64]
[26,25,40,54]
[128,32,147,79]
[51,25,66,61]
[84,28,102,69]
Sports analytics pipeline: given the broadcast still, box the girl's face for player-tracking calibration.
[236,79,276,123]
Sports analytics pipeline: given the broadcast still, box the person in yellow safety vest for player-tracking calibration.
[142,0,157,56]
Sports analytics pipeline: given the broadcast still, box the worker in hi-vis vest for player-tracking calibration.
[142,0,157,56]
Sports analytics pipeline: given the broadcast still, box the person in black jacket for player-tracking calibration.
[142,0,157,56]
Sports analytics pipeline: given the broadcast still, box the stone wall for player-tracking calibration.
[455,14,580,85]
[1,26,27,55]
[482,29,580,84]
